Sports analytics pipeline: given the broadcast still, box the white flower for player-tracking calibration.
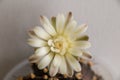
[28,12,91,77]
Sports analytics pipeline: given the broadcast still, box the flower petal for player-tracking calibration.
[33,26,51,40]
[35,46,50,57]
[66,56,74,77]
[69,47,83,57]
[82,50,92,58]
[53,54,62,66]
[28,30,38,39]
[51,17,56,30]
[27,38,47,47]
[29,54,40,63]
[64,12,73,27]
[66,53,81,72]
[49,54,62,76]
[75,24,88,34]
[38,52,54,69]
[76,35,89,41]
[40,16,57,36]
[56,14,65,34]
[64,20,77,39]
[64,20,77,32]
[49,64,59,77]
[59,56,67,74]
[74,41,91,49]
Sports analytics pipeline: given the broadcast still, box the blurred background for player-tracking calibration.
[0,0,120,80]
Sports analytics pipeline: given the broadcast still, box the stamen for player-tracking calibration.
[48,39,53,46]
[50,47,60,53]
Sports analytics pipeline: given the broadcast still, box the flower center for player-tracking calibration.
[48,36,68,55]
[55,41,63,50]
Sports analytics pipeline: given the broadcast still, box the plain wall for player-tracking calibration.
[0,0,120,80]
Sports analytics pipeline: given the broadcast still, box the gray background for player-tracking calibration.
[0,0,120,80]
